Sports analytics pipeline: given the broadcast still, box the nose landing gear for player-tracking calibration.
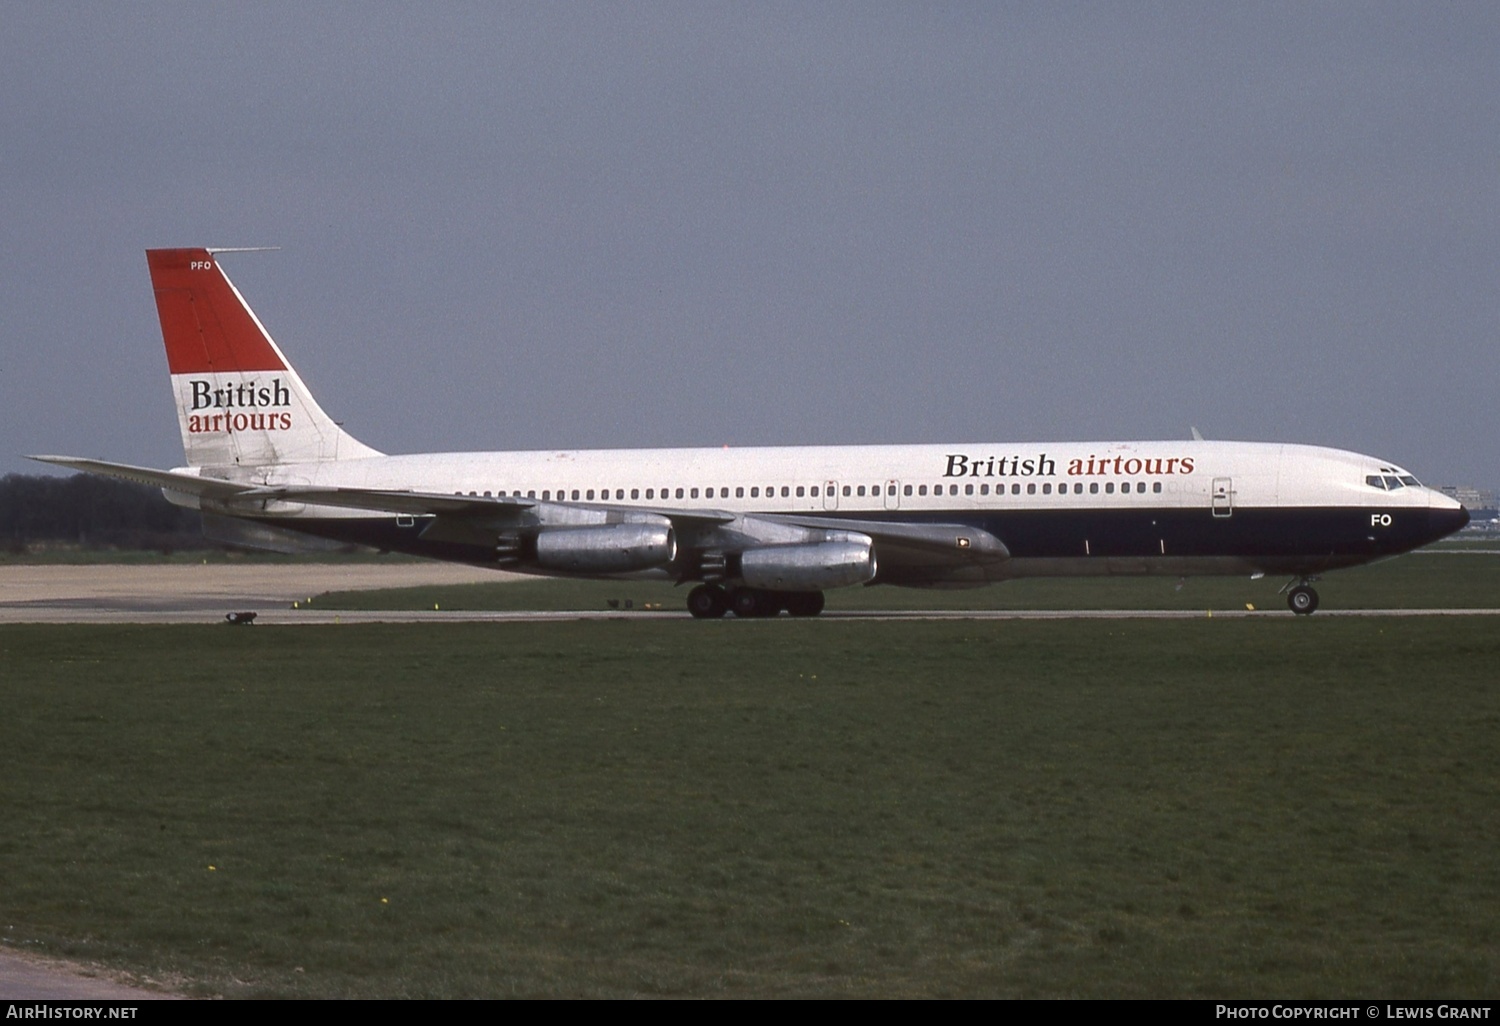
[1281,576,1322,615]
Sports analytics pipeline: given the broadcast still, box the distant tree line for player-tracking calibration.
[0,473,210,552]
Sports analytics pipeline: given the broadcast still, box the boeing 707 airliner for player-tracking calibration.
[33,248,1470,616]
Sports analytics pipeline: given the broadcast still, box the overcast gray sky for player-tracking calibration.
[4,3,1496,487]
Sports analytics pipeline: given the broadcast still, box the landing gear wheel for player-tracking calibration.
[1287,585,1319,616]
[687,584,727,619]
[730,588,775,618]
[783,591,826,617]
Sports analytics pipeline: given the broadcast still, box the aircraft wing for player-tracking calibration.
[31,457,999,583]
[254,485,736,529]
[246,485,535,517]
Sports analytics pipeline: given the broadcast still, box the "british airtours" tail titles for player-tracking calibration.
[184,377,293,434]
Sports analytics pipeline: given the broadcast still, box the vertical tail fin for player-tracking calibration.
[147,248,381,468]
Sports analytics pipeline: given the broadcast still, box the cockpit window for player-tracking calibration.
[1383,476,1404,490]
[1366,475,1387,490]
[1399,475,1420,487]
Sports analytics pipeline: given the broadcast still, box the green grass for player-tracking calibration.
[2,619,1498,997]
[313,548,1500,613]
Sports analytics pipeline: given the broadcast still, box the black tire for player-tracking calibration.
[730,588,768,618]
[687,584,727,619]
[1287,585,1319,616]
[783,591,826,617]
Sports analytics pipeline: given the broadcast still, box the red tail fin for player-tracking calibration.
[148,249,287,374]
[146,248,380,467]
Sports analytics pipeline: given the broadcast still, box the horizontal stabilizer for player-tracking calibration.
[27,455,256,501]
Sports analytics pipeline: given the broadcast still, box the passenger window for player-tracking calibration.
[843,485,851,497]
[705,487,714,498]
[1137,482,1146,494]
[645,489,654,500]
[781,486,790,498]
[1105,482,1114,494]
[675,488,684,499]
[919,485,928,496]
[1153,482,1162,493]
[857,485,866,497]
[571,490,580,500]
[1090,482,1099,494]
[979,484,988,495]
[1042,483,1052,495]
[737,486,745,498]
[796,486,805,497]
[965,484,974,496]
[751,487,759,498]
[527,490,535,498]
[811,486,819,497]
[1027,483,1036,495]
[630,488,639,500]
[586,489,595,500]
[905,484,913,496]
[690,488,699,499]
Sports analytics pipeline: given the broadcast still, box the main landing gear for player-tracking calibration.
[686,584,826,619]
[1281,577,1321,616]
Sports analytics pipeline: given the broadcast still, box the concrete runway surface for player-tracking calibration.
[0,562,506,623]
[2,562,1499,624]
[0,949,182,1001]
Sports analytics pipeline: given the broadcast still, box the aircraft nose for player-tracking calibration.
[1426,495,1469,542]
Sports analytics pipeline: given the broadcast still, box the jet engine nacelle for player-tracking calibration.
[740,539,877,591]
[534,523,676,574]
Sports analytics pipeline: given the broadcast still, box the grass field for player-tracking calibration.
[2,617,1497,997]
[313,546,1500,614]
